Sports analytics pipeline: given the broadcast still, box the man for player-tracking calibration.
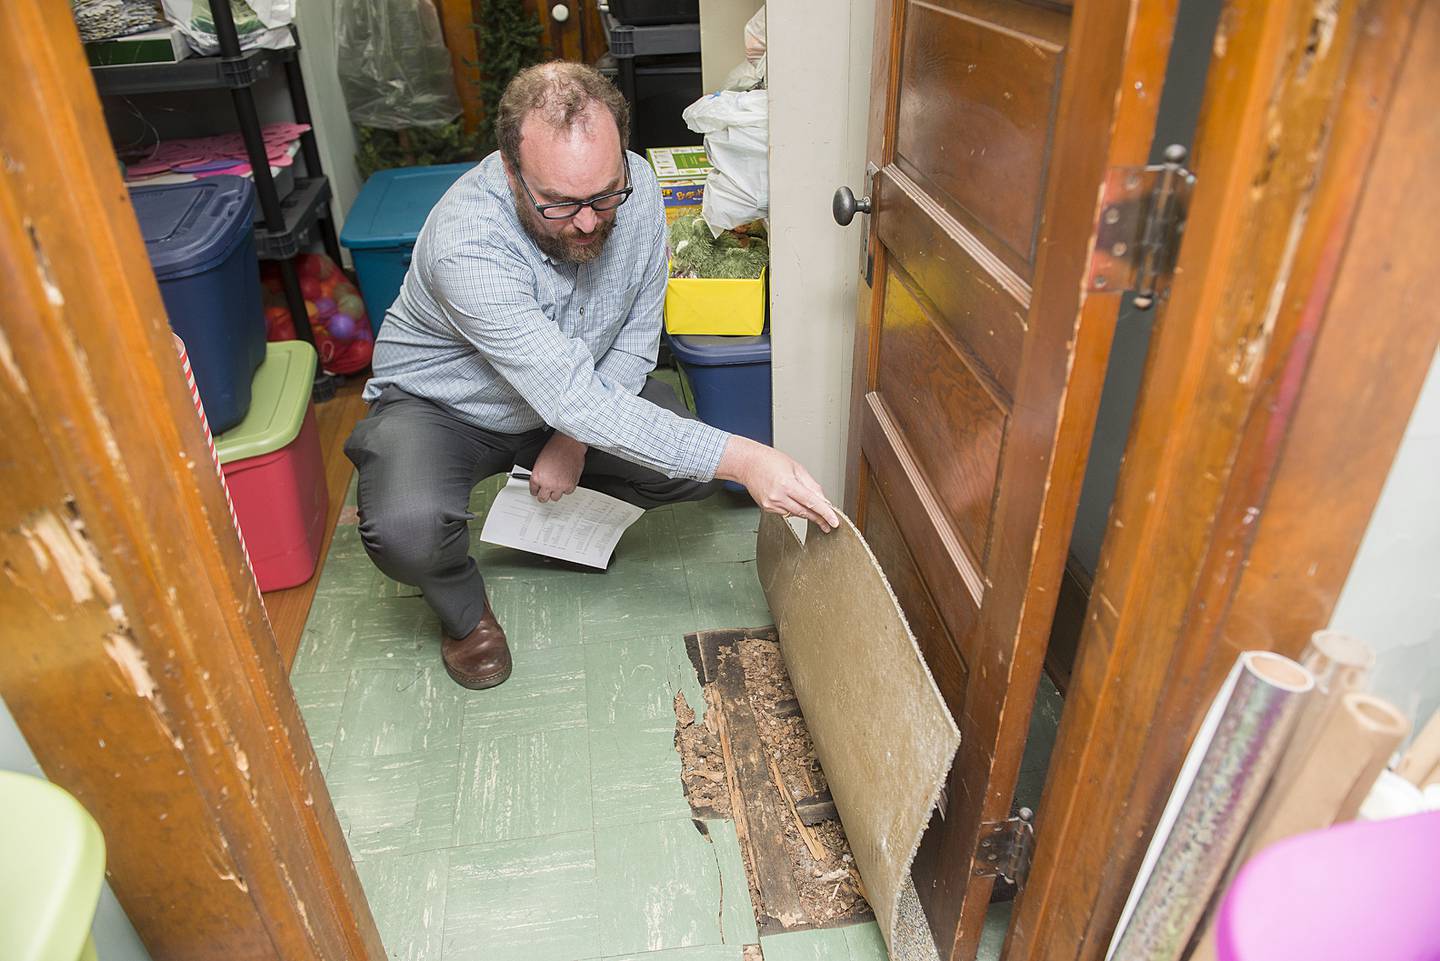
[345,62,838,692]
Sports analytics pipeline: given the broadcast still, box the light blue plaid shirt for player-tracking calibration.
[363,152,730,481]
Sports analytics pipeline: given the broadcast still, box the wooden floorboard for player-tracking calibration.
[263,376,368,669]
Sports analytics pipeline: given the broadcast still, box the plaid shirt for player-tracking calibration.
[363,152,730,481]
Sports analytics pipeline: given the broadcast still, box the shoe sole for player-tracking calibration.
[444,659,513,690]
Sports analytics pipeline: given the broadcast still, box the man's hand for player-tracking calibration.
[716,436,841,533]
[530,433,588,503]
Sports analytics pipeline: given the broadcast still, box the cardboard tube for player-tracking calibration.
[1301,630,1374,694]
[1186,693,1408,961]
[1398,709,1440,786]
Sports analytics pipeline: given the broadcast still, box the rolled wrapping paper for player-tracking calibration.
[1107,652,1313,961]
[1397,709,1440,786]
[1187,693,1410,961]
[1301,630,1375,694]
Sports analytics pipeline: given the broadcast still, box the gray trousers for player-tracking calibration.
[344,377,721,638]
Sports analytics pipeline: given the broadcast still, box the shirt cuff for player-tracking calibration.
[676,420,731,481]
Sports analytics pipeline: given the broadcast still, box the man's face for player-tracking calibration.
[506,104,625,265]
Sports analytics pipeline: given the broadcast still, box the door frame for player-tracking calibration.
[1004,0,1437,958]
[0,2,384,958]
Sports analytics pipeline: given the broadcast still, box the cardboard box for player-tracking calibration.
[87,26,192,68]
[646,146,713,180]
[660,178,706,223]
[665,267,766,336]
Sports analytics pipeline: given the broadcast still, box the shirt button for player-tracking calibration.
[580,307,585,316]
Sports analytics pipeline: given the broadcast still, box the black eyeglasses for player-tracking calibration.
[515,155,633,221]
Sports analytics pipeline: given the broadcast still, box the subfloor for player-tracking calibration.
[286,405,1058,961]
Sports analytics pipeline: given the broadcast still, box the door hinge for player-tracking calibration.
[1087,144,1195,310]
[973,807,1035,888]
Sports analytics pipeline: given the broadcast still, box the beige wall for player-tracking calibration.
[699,0,765,92]
[295,0,362,237]
[767,0,875,503]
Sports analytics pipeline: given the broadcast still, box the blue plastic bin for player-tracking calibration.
[131,176,265,434]
[668,333,771,491]
[340,163,478,333]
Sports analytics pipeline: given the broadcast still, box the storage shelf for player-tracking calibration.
[255,176,330,261]
[91,46,295,95]
[606,17,700,58]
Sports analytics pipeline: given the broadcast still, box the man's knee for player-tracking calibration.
[357,498,469,581]
[632,474,723,507]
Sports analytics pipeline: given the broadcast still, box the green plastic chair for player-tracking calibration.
[0,771,105,961]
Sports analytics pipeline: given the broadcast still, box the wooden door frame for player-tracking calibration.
[1005,0,1437,959]
[0,3,384,958]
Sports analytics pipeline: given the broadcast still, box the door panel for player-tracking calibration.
[846,0,1176,956]
[876,268,1008,561]
[893,0,1068,274]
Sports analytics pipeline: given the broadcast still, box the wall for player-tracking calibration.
[767,0,875,503]
[294,0,363,228]
[1,699,153,961]
[1329,347,1440,731]
[699,0,765,93]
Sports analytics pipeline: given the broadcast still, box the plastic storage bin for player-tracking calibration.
[215,341,328,591]
[340,162,477,333]
[609,0,699,25]
[131,175,266,434]
[665,267,766,336]
[669,333,771,491]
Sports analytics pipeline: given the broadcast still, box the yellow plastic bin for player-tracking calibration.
[664,266,766,336]
[0,772,105,961]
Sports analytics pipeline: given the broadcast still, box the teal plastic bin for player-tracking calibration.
[340,163,477,333]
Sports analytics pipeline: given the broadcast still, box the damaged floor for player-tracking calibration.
[288,467,1057,961]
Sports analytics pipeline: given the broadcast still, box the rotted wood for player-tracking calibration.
[1005,1,1434,959]
[0,3,384,959]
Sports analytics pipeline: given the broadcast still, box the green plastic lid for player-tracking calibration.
[215,340,317,463]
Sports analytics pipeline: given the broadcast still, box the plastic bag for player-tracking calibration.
[161,0,295,55]
[720,7,766,92]
[260,255,374,376]
[337,0,462,130]
[683,90,768,235]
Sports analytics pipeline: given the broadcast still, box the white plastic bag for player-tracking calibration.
[336,0,462,130]
[682,90,768,235]
[162,0,295,55]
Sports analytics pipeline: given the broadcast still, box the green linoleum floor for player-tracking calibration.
[292,471,1028,961]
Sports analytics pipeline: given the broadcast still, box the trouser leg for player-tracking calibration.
[343,387,524,638]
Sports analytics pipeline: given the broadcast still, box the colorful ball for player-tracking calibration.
[327,313,358,339]
[300,276,321,300]
[315,296,337,316]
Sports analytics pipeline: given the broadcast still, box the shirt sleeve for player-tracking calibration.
[594,216,668,396]
[428,244,730,481]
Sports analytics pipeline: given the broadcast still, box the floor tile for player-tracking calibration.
[354,849,449,961]
[587,947,744,961]
[978,901,1013,961]
[326,748,460,859]
[584,634,704,728]
[463,645,588,739]
[707,819,760,946]
[333,665,464,760]
[291,594,435,676]
[612,507,686,570]
[288,670,348,772]
[580,564,699,644]
[455,727,592,845]
[443,831,600,961]
[672,494,762,540]
[486,573,587,653]
[686,561,773,632]
[844,921,891,961]
[594,818,757,957]
[590,721,692,828]
[678,528,758,566]
[761,926,855,961]
[1021,673,1064,774]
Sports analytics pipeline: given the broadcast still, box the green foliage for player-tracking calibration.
[669,213,769,280]
[355,121,482,181]
[470,0,545,156]
[352,0,542,178]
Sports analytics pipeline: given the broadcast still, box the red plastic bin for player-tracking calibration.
[215,342,328,591]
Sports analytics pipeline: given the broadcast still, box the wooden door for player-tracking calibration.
[843,1,1180,957]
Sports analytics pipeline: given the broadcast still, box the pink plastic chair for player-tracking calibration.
[1217,811,1440,961]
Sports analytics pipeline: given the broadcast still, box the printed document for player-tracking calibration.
[478,470,644,569]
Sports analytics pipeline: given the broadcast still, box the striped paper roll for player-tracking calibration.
[172,334,255,582]
[1108,651,1314,961]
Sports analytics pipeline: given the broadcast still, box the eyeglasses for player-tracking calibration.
[515,155,634,221]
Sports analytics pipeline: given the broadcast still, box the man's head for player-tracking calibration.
[496,62,632,264]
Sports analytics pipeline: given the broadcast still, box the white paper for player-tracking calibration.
[478,470,645,570]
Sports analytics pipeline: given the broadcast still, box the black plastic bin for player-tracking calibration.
[608,0,699,25]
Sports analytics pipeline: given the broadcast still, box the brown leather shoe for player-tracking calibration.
[442,603,512,690]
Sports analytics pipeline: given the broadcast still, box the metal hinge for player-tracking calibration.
[974,807,1035,888]
[1087,145,1195,310]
